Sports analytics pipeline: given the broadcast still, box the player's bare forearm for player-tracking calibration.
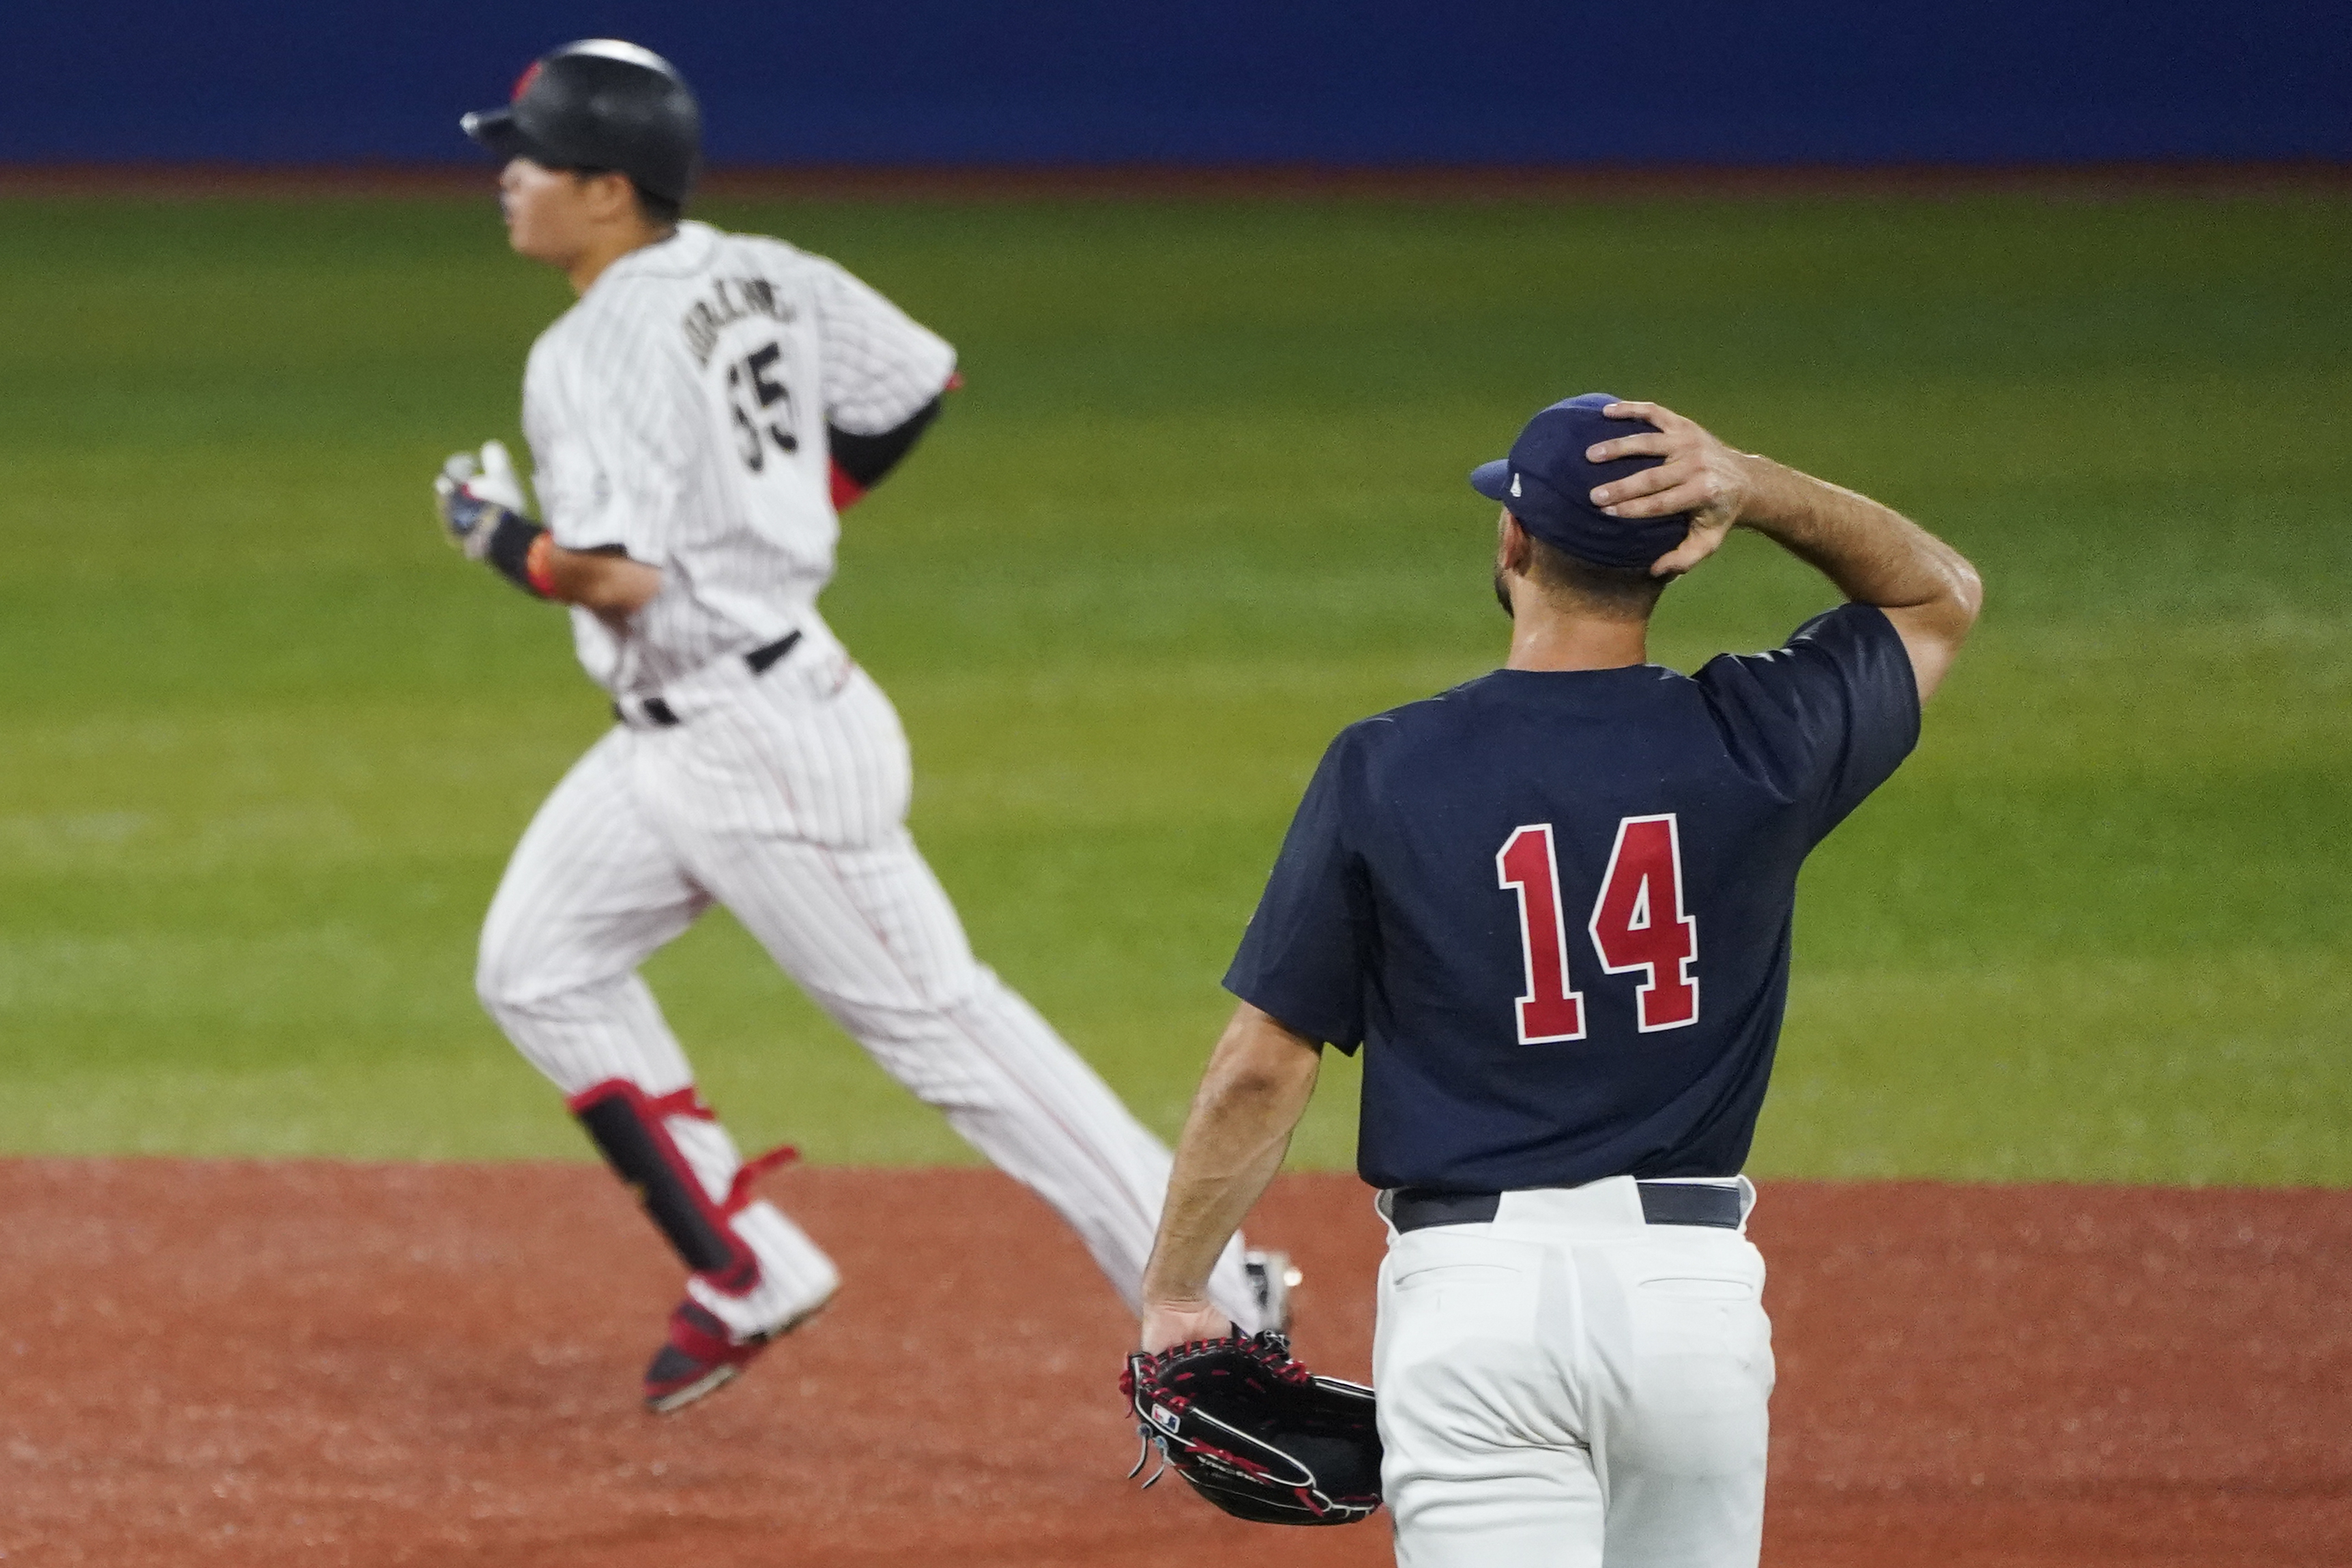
[1139,1003,1322,1351]
[1736,458,1977,620]
[1736,457,1981,699]
[1584,399,1983,700]
[542,543,663,615]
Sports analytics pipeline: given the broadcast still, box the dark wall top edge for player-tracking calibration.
[8,2,2346,165]
[3,161,2348,204]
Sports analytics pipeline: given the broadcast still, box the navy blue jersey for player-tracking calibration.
[1224,604,1919,1193]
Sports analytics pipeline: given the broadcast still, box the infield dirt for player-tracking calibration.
[3,1161,2345,1566]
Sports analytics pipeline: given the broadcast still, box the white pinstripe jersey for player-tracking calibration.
[521,220,957,696]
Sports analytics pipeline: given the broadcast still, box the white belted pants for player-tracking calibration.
[1374,1177,1774,1567]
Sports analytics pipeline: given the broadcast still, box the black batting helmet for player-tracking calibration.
[461,40,701,206]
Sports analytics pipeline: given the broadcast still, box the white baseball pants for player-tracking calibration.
[476,632,1262,1338]
[1374,1178,1773,1568]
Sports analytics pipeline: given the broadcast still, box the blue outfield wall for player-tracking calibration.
[0,1,2345,168]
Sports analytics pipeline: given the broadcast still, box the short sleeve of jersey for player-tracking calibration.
[813,260,957,435]
[523,326,686,564]
[1695,602,1921,841]
[1222,732,1371,1052]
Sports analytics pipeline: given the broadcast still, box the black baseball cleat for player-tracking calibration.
[643,1292,832,1414]
[1244,1249,1302,1336]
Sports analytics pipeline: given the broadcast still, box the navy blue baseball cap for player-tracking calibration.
[1468,393,1690,571]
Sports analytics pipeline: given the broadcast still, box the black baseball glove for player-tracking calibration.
[1121,1331,1382,1526]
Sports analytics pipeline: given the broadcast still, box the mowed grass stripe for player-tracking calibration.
[2,193,2346,1180]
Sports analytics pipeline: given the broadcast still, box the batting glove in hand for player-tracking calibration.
[434,440,530,560]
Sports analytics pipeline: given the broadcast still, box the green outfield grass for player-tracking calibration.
[2,192,2346,1184]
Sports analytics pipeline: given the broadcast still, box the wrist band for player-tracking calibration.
[483,511,553,598]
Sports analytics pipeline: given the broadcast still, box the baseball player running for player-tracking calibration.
[1137,393,1980,1564]
[438,40,1279,1414]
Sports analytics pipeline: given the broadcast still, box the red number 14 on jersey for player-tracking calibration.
[1496,815,1700,1043]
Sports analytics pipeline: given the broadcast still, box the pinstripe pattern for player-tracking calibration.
[521,222,956,698]
[480,225,1260,1341]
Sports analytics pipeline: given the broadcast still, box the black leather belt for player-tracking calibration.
[612,631,803,729]
[1390,1180,1743,1233]
[743,630,803,674]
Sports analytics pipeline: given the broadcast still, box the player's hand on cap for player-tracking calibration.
[433,439,529,560]
[1584,401,1753,578]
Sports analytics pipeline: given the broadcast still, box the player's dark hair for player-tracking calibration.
[631,184,685,227]
[1524,534,1670,620]
[569,166,684,228]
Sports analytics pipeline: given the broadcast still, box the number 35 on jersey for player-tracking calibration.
[1496,815,1700,1043]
